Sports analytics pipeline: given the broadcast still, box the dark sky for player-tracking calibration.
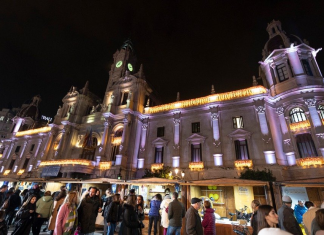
[1,0,324,118]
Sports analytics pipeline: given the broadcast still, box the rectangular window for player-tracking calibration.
[192,122,200,133]
[15,146,21,153]
[296,133,318,158]
[233,117,244,129]
[157,127,165,137]
[8,159,15,170]
[301,59,313,76]
[120,92,129,105]
[23,158,30,169]
[234,140,250,160]
[154,147,163,163]
[276,63,289,82]
[191,144,202,162]
[30,144,35,152]
[110,145,120,162]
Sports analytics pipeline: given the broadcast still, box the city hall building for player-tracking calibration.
[1,20,324,184]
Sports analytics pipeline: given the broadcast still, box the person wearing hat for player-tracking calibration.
[278,195,303,235]
[185,197,203,235]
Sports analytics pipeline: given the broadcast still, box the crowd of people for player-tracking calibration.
[2,184,324,235]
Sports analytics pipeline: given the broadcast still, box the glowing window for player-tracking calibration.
[191,144,202,162]
[154,147,163,163]
[289,108,307,123]
[233,117,244,129]
[276,63,289,82]
[318,105,324,119]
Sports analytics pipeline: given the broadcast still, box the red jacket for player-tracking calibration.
[201,208,216,235]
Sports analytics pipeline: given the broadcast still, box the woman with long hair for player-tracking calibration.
[54,191,79,235]
[148,194,162,235]
[202,200,216,235]
[48,188,67,235]
[256,205,292,235]
[106,194,121,235]
[11,194,37,235]
[119,195,141,235]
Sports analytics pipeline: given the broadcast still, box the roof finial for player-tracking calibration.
[211,85,215,94]
[252,76,258,86]
[176,92,180,101]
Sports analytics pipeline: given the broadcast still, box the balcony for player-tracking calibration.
[151,163,164,171]
[290,120,311,132]
[99,161,112,170]
[234,159,253,169]
[296,157,324,167]
[189,161,204,171]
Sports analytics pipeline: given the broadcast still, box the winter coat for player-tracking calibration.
[149,198,161,217]
[0,192,5,207]
[24,188,41,202]
[77,195,100,234]
[160,198,172,228]
[258,228,293,235]
[185,206,203,235]
[251,210,258,235]
[36,195,54,219]
[48,197,65,231]
[294,204,307,224]
[168,199,186,227]
[201,208,216,235]
[106,201,120,223]
[103,196,113,217]
[278,204,302,235]
[119,204,140,235]
[11,202,37,235]
[5,191,21,213]
[53,203,77,235]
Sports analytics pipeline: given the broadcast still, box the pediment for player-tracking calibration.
[228,129,252,141]
[186,133,207,144]
[152,138,169,147]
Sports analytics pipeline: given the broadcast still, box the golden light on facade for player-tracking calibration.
[16,126,51,137]
[99,161,112,170]
[112,137,122,145]
[17,169,25,175]
[0,154,2,158]
[296,157,324,167]
[40,159,92,166]
[189,161,204,171]
[144,86,267,114]
[290,120,311,132]
[3,170,10,176]
[151,163,164,171]
[235,159,253,169]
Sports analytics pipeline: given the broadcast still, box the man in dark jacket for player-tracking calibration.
[78,187,101,235]
[23,184,41,202]
[167,192,185,235]
[185,197,203,235]
[251,199,260,235]
[5,189,21,226]
[0,185,8,207]
[278,195,303,235]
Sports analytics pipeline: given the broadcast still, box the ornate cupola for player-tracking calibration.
[259,20,323,96]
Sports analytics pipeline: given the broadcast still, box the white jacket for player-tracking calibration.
[160,198,172,228]
[258,228,293,235]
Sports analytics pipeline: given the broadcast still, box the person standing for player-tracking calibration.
[251,199,261,235]
[33,191,54,235]
[201,200,216,235]
[136,195,145,234]
[185,197,203,235]
[106,194,121,235]
[148,194,162,235]
[167,192,185,235]
[119,195,141,235]
[294,200,308,225]
[48,188,67,235]
[5,189,21,227]
[278,195,303,235]
[303,201,318,235]
[0,185,8,207]
[77,187,101,235]
[54,191,79,235]
[24,184,41,202]
[11,195,38,235]
[161,194,172,235]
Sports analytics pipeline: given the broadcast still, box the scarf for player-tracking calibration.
[63,204,77,235]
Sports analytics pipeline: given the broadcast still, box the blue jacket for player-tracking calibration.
[294,204,307,224]
[149,199,161,217]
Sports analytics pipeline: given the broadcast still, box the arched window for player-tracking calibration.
[110,128,123,162]
[289,108,307,123]
[318,105,324,119]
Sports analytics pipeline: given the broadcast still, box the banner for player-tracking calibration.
[281,187,309,208]
[234,186,254,213]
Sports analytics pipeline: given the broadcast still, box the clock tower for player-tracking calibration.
[106,39,137,89]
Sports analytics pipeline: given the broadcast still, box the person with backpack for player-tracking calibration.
[4,189,21,227]
[106,194,121,235]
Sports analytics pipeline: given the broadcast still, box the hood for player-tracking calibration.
[42,196,53,202]
[205,208,215,213]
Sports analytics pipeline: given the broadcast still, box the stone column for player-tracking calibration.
[276,107,289,135]
[140,123,148,152]
[16,140,28,172]
[256,106,269,135]
[99,116,112,158]
[305,98,322,127]
[287,50,304,75]
[211,112,222,166]
[55,126,68,159]
[2,143,10,160]
[13,118,24,134]
[172,118,181,167]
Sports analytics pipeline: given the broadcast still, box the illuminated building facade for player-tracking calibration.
[1,21,324,181]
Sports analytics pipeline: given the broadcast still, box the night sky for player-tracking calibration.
[1,1,324,118]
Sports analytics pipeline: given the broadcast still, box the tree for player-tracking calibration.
[239,168,276,181]
[142,166,173,179]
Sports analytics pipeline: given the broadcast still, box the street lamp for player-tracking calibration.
[172,168,185,180]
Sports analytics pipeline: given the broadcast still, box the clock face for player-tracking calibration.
[116,61,123,68]
[128,63,133,71]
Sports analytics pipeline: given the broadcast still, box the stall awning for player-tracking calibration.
[280,178,324,187]
[0,178,19,182]
[183,178,268,186]
[127,177,179,185]
[81,178,127,184]
[19,178,45,182]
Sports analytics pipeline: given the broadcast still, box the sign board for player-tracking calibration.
[281,187,309,208]
[41,166,61,177]
[234,186,254,213]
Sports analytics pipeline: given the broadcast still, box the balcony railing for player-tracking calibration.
[290,120,311,132]
[99,161,112,170]
[189,161,204,171]
[151,163,164,171]
[234,159,253,169]
[296,157,324,167]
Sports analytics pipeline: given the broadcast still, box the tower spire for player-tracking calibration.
[211,85,215,94]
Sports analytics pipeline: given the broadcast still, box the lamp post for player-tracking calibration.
[171,168,185,180]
